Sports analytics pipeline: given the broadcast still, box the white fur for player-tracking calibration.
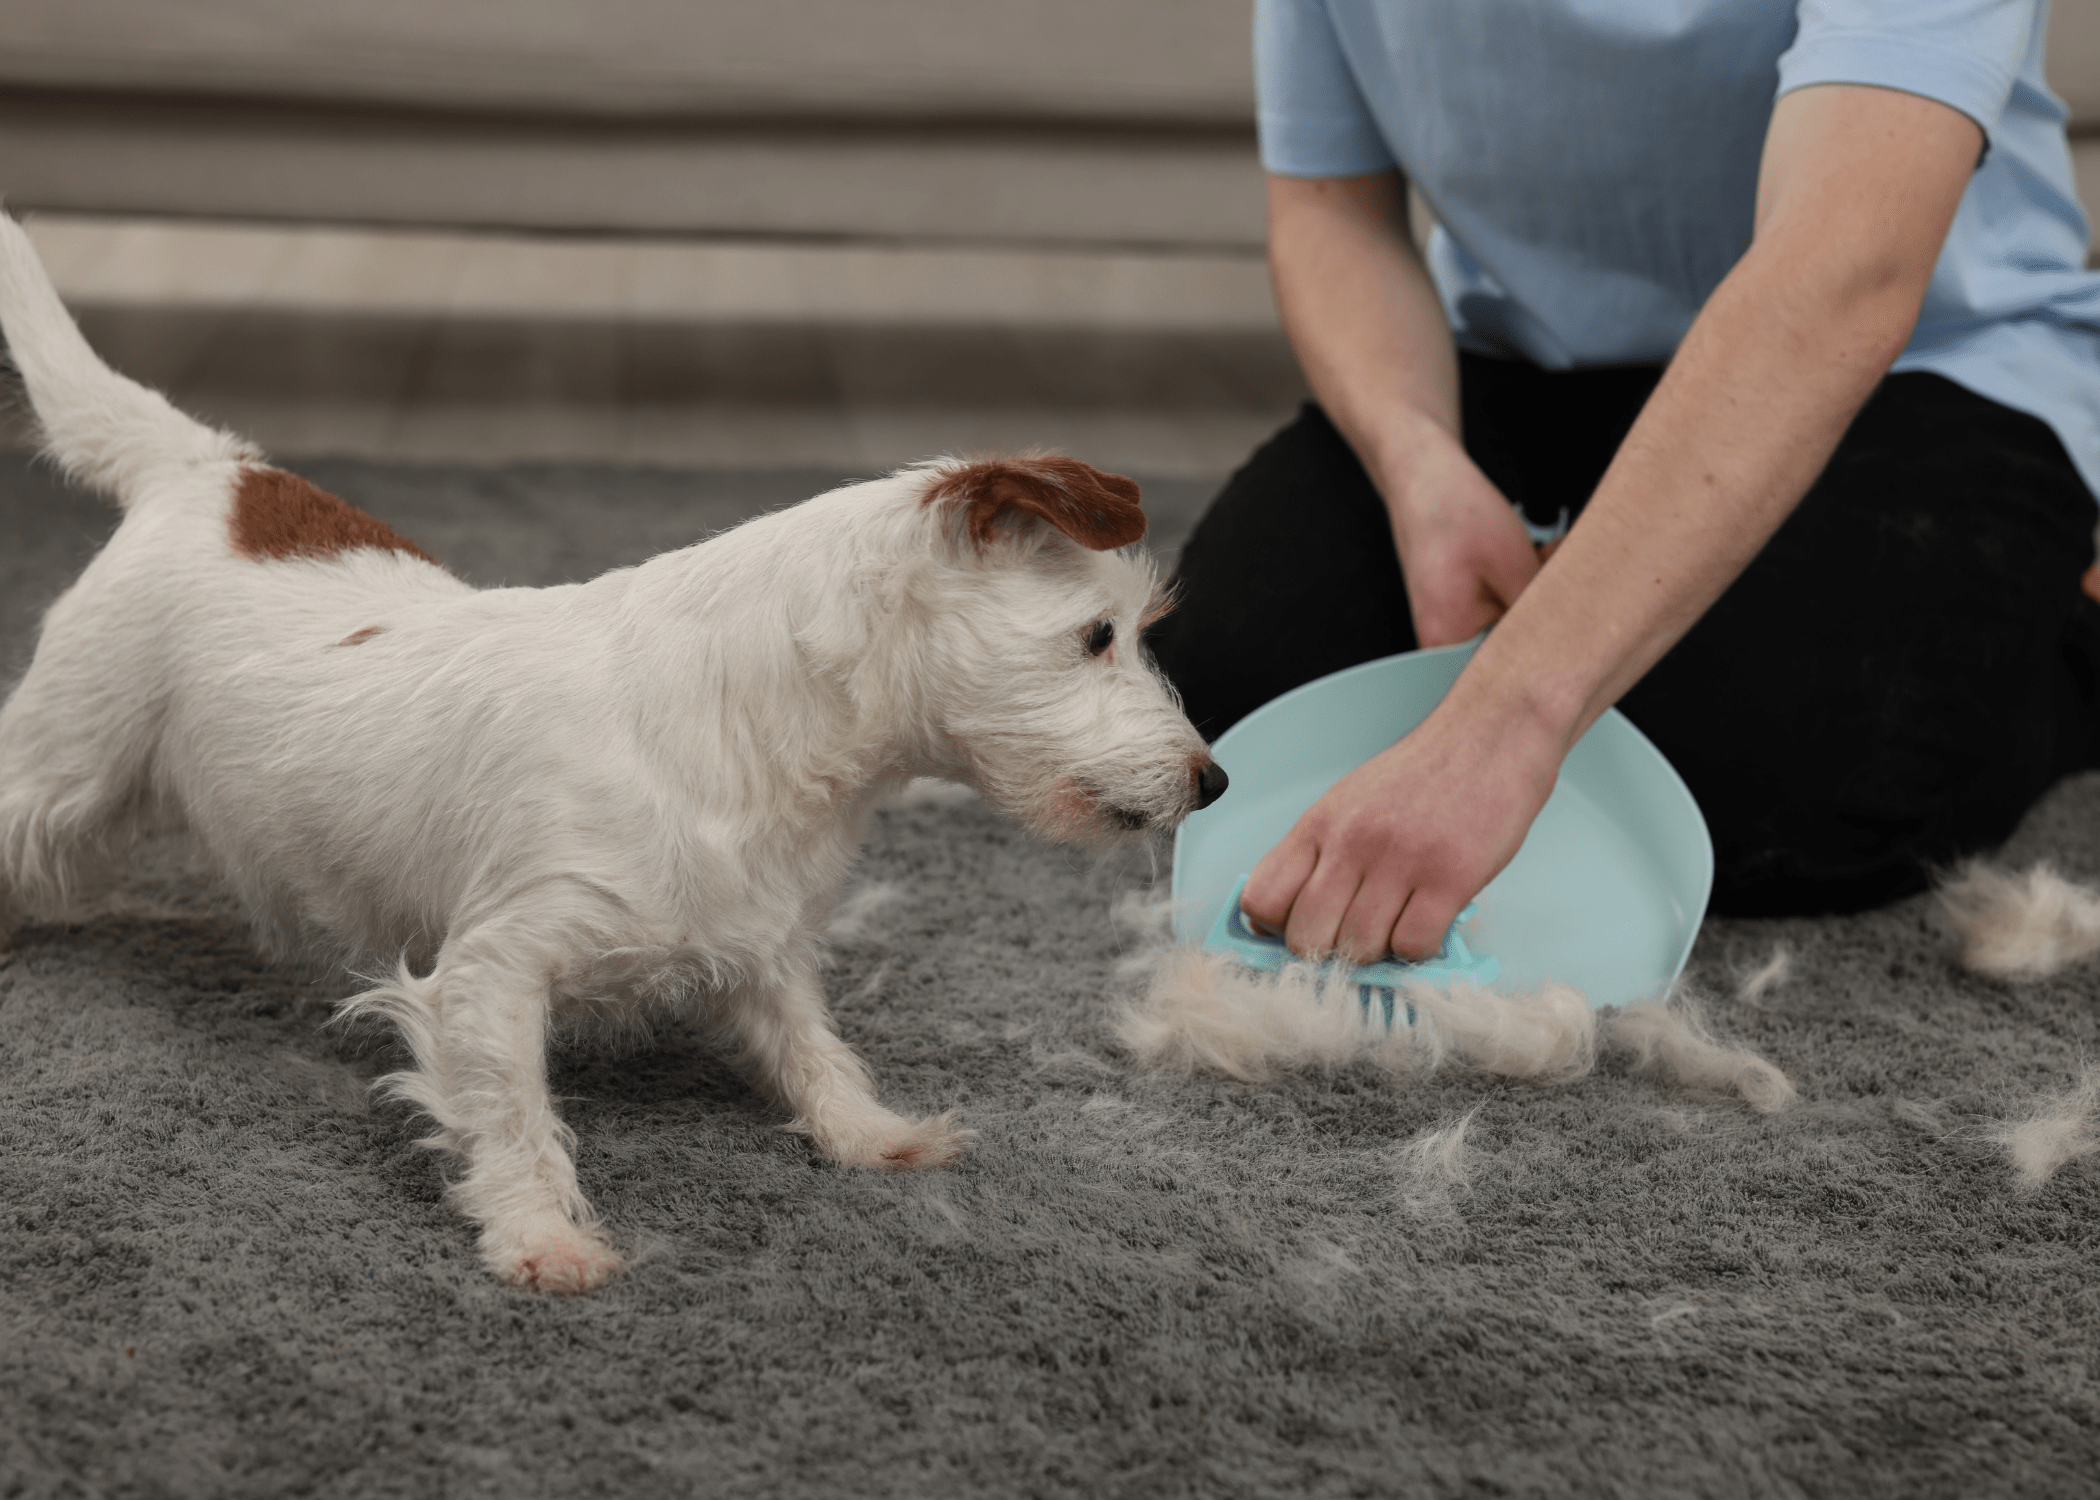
[1936,860,2100,981]
[1115,948,1405,1079]
[1389,1108,1477,1217]
[1114,946,1597,1086]
[0,212,1213,1293]
[1603,998,1797,1115]
[1989,1070,2100,1192]
[1117,941,1796,1112]
[1736,942,1792,1003]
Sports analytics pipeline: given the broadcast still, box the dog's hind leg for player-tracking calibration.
[732,960,972,1171]
[344,932,623,1294]
[0,656,162,926]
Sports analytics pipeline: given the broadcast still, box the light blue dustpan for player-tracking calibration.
[1171,640,1713,1010]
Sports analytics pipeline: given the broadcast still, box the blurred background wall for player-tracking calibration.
[0,0,1265,250]
[0,2,2091,478]
[2,1,2091,252]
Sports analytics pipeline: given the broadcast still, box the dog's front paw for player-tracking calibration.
[484,1220,624,1295]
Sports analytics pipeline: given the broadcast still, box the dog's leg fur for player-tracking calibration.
[0,209,254,961]
[734,959,971,1171]
[0,636,162,925]
[343,921,622,1294]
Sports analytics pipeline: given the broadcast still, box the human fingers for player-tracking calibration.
[1281,856,1365,960]
[1388,884,1465,963]
[1242,826,1318,936]
[1409,505,1539,646]
[1412,559,1517,647]
[1333,864,1417,964]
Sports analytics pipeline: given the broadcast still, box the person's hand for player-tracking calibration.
[1239,687,1562,963]
[1382,441,1540,648]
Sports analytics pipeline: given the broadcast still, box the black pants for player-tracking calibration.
[1146,356,2100,916]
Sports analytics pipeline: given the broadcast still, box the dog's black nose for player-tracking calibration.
[1194,758,1229,810]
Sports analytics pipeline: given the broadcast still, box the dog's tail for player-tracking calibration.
[0,211,255,506]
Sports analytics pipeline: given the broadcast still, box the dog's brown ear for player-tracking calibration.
[923,456,1146,551]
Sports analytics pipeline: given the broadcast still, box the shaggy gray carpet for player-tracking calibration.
[2,453,2097,1500]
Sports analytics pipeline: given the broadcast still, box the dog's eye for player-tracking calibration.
[1084,620,1115,657]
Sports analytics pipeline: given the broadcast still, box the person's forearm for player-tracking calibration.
[1268,173,1466,492]
[1447,86,1980,752]
[1270,173,1543,645]
[1449,237,1908,744]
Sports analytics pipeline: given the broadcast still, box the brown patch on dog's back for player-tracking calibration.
[231,467,440,567]
[924,456,1145,551]
[332,626,386,647]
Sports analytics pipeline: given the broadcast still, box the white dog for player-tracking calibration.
[0,214,1225,1293]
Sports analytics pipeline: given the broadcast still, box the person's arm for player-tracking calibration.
[1243,82,1985,963]
[1268,172,1540,647]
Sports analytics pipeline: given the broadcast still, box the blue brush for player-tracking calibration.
[1203,874,1501,1027]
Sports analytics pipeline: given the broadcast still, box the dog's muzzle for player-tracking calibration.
[1194,758,1229,811]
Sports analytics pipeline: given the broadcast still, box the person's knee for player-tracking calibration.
[1667,718,2062,917]
[1705,807,1935,917]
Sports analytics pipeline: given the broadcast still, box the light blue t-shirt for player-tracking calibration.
[1257,0,2100,499]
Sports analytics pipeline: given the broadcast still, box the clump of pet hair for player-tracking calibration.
[1115,948,1412,1080]
[1937,860,2100,981]
[1601,996,1796,1114]
[1394,1109,1478,1193]
[1112,946,1596,1086]
[1382,1109,1481,1226]
[1736,942,1791,1003]
[1114,916,1791,1109]
[1988,1070,2100,1192]
[825,881,902,943]
[1411,981,1597,1084]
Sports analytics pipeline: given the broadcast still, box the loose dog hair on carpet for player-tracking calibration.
[1388,1107,1479,1217]
[1113,919,1796,1113]
[1929,860,2100,1192]
[1937,859,2100,980]
[1736,941,1793,1002]
[1607,995,1798,1114]
[1989,1068,2100,1191]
